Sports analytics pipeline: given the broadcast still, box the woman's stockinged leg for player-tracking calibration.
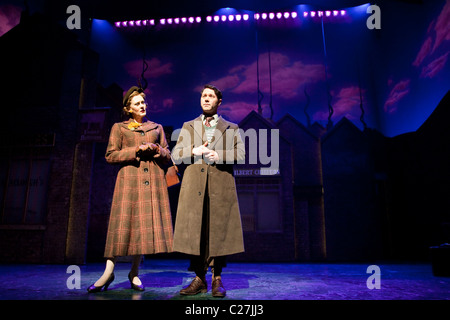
[129,255,143,285]
[94,258,117,287]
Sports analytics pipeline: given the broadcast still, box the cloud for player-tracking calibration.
[124,57,173,79]
[432,0,450,52]
[412,0,450,76]
[192,52,326,123]
[0,5,21,37]
[211,75,241,91]
[201,52,325,99]
[420,52,449,78]
[219,101,259,122]
[333,87,364,117]
[313,86,364,121]
[384,79,410,113]
[233,53,325,99]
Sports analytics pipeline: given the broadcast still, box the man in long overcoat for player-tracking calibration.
[172,84,245,297]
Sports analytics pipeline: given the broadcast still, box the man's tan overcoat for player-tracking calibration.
[172,115,245,257]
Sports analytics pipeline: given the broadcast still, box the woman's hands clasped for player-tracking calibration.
[136,143,161,158]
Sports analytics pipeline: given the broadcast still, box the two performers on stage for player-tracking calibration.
[88,85,245,298]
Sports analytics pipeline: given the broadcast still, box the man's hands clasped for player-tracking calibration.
[192,142,219,163]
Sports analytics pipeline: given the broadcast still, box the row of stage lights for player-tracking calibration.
[114,10,347,28]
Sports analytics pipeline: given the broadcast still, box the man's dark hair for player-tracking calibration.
[202,84,222,101]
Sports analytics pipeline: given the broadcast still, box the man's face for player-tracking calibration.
[201,88,222,115]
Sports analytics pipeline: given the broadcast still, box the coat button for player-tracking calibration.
[144,168,148,173]
[144,181,149,185]
[201,168,205,172]
[198,192,202,196]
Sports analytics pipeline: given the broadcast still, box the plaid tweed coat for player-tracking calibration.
[103,118,174,258]
[172,115,245,257]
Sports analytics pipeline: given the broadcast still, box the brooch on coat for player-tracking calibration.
[128,122,141,131]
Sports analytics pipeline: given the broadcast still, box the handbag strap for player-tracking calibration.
[169,155,179,172]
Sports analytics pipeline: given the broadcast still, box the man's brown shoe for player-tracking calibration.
[180,276,207,295]
[212,277,226,298]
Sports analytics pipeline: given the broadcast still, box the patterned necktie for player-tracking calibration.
[205,116,214,127]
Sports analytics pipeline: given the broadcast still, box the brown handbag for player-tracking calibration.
[165,158,180,187]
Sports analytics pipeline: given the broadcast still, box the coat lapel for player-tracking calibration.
[210,116,230,149]
[189,116,206,144]
[140,120,158,132]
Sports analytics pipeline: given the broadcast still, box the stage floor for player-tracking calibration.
[0,259,449,300]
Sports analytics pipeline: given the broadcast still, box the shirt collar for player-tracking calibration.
[201,114,219,126]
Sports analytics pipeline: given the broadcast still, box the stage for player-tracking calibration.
[0,259,448,300]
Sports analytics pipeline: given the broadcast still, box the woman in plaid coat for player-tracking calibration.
[87,87,174,293]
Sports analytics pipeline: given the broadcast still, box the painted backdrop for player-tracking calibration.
[88,1,450,137]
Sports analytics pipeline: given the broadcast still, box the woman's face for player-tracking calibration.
[128,94,147,119]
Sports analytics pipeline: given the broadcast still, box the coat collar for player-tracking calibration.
[123,118,158,132]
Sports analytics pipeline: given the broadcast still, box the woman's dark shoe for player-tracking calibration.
[128,272,145,291]
[180,276,207,295]
[87,273,115,293]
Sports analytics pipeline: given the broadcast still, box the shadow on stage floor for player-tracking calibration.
[0,259,449,301]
